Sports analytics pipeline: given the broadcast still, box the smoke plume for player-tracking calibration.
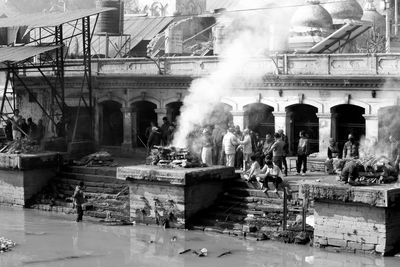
[173,1,295,148]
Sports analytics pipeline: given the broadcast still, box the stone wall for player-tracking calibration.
[313,201,400,255]
[0,169,55,206]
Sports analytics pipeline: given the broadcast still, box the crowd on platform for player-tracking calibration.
[4,109,45,143]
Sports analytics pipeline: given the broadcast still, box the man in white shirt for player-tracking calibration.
[222,127,238,167]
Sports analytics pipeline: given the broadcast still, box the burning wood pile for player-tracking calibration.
[146,146,204,168]
[0,139,41,154]
[334,156,398,186]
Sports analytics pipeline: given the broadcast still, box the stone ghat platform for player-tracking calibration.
[0,152,61,206]
[300,178,400,255]
[117,165,237,228]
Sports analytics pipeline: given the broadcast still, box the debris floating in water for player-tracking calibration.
[217,251,232,258]
[179,249,191,254]
[0,237,16,253]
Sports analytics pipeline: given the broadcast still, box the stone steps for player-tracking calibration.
[29,165,130,221]
[190,178,302,235]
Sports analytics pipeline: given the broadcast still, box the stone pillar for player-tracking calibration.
[155,108,167,127]
[121,107,134,152]
[363,114,379,143]
[331,113,339,142]
[231,111,244,130]
[317,113,332,156]
[273,112,287,133]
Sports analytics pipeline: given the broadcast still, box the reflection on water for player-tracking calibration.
[0,206,399,267]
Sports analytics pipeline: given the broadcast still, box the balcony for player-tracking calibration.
[59,53,400,77]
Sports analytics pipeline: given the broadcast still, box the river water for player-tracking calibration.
[1,207,400,267]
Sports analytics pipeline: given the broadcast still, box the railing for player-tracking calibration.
[47,53,400,77]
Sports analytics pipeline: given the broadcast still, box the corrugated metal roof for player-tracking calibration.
[0,8,115,28]
[124,16,175,49]
[55,16,175,57]
[0,46,59,63]
[307,21,372,54]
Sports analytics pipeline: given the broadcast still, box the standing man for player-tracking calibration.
[73,181,85,222]
[11,109,23,140]
[277,129,289,176]
[238,128,253,171]
[160,117,170,146]
[201,128,213,166]
[296,130,310,176]
[36,119,45,144]
[222,127,238,167]
[27,118,37,139]
[212,124,225,165]
[389,135,400,173]
[342,133,359,159]
[267,132,285,171]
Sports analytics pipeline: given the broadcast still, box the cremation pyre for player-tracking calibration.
[334,155,398,185]
[146,146,204,168]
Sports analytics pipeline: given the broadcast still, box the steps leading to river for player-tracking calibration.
[189,177,303,236]
[29,165,130,221]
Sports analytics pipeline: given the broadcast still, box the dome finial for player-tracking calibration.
[364,0,376,11]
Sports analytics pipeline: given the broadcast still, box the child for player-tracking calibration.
[257,159,284,193]
[243,155,260,182]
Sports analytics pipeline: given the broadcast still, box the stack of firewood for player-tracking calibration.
[146,146,203,168]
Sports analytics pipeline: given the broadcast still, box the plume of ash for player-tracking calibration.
[172,1,293,149]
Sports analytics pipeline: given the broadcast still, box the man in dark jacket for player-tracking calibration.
[343,134,359,159]
[73,181,85,222]
[147,127,161,153]
[160,117,170,146]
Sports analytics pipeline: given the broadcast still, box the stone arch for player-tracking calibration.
[243,102,276,136]
[98,100,124,146]
[327,100,371,115]
[97,94,127,107]
[129,95,161,109]
[164,96,184,108]
[281,98,323,113]
[220,98,237,111]
[239,98,278,111]
[285,103,319,154]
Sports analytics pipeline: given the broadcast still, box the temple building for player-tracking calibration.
[6,0,400,156]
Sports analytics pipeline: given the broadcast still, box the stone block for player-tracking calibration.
[328,238,347,248]
[347,241,363,250]
[362,243,376,251]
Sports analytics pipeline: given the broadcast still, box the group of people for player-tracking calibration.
[324,133,362,175]
[146,117,176,152]
[199,125,312,193]
[4,109,45,143]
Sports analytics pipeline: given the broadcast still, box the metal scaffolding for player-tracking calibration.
[0,8,112,143]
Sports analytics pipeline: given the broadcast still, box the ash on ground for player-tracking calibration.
[146,146,204,168]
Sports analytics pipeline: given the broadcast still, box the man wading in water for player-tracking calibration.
[73,181,85,222]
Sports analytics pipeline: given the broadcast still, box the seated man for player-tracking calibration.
[257,159,283,193]
[243,155,260,182]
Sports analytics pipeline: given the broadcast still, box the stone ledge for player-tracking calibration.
[300,178,400,208]
[116,165,236,186]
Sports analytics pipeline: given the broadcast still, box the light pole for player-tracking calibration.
[381,0,391,52]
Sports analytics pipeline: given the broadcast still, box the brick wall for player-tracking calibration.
[314,201,387,254]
